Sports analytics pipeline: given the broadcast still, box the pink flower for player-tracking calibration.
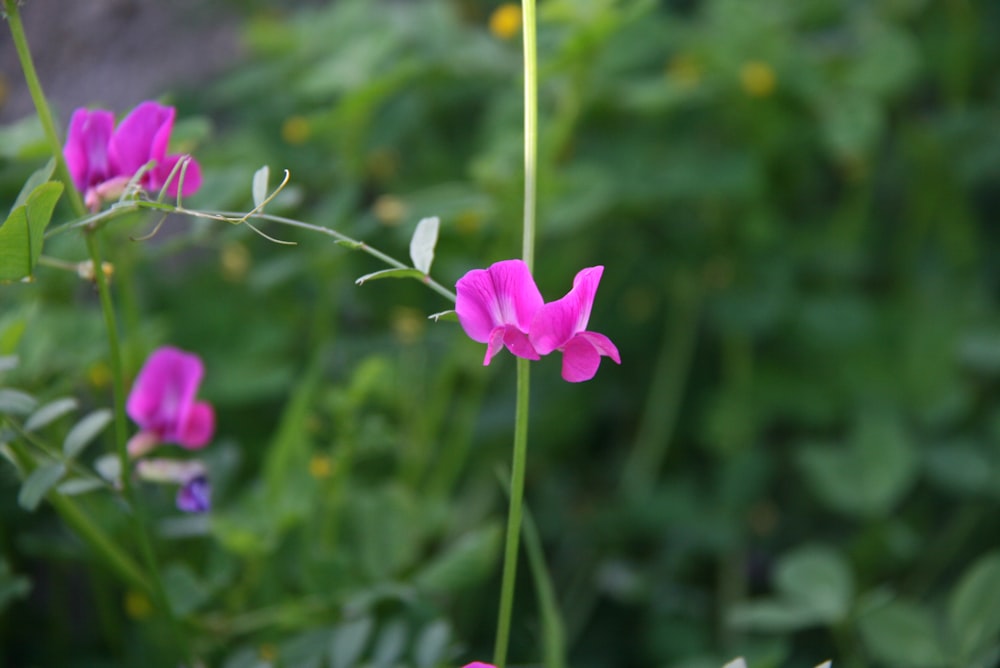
[64,101,202,211]
[126,346,215,453]
[529,266,621,382]
[461,664,497,668]
[456,259,544,365]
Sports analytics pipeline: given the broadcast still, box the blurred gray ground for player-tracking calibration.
[0,0,244,123]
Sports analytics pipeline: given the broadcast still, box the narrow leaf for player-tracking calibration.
[63,409,112,459]
[0,388,37,415]
[948,551,1000,663]
[252,165,270,209]
[355,268,424,285]
[0,356,19,373]
[57,478,105,496]
[329,616,374,668]
[414,620,451,668]
[24,397,78,432]
[408,216,439,274]
[18,462,66,511]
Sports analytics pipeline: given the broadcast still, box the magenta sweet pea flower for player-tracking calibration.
[126,346,215,453]
[529,266,621,382]
[64,101,202,211]
[461,664,497,668]
[456,259,544,365]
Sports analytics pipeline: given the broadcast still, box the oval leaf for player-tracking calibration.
[414,620,451,668]
[0,388,37,416]
[948,551,1000,663]
[408,216,439,274]
[329,616,374,668]
[18,462,66,511]
[63,409,112,459]
[858,600,949,668]
[24,397,78,432]
[0,181,63,282]
[252,165,270,209]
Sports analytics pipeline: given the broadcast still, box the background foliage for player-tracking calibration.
[3,0,1000,666]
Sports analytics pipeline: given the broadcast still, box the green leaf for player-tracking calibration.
[0,181,64,282]
[798,413,917,518]
[0,356,17,373]
[63,409,112,459]
[728,599,828,633]
[858,600,949,668]
[329,616,374,668]
[252,165,269,209]
[948,551,1000,663]
[774,545,853,624]
[57,478,105,496]
[0,559,31,612]
[408,216,439,274]
[428,310,458,323]
[18,462,66,511]
[12,159,55,211]
[370,618,407,668]
[163,563,212,617]
[414,620,451,668]
[24,397,78,432]
[0,388,37,415]
[355,267,424,285]
[413,522,502,594]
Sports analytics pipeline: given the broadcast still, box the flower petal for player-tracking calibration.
[530,266,604,355]
[503,325,540,360]
[560,335,603,382]
[109,101,174,178]
[176,475,211,513]
[126,346,205,444]
[462,664,498,668]
[578,330,621,365]
[456,259,543,344]
[151,154,202,197]
[177,401,214,449]
[64,108,115,191]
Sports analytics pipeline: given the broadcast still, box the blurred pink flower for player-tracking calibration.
[461,664,497,668]
[456,259,544,365]
[529,266,621,382]
[64,101,201,211]
[126,346,214,453]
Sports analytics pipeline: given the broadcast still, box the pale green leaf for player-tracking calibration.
[63,409,112,459]
[414,620,451,668]
[858,600,949,668]
[413,522,502,594]
[0,388,37,415]
[948,551,1000,663]
[252,165,269,209]
[408,216,439,274]
[24,397,78,432]
[329,616,374,668]
[18,462,66,511]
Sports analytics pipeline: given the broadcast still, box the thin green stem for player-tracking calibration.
[493,357,532,668]
[5,439,150,593]
[521,0,538,271]
[4,0,85,216]
[621,274,701,499]
[494,2,539,664]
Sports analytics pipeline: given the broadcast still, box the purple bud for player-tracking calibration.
[176,475,211,513]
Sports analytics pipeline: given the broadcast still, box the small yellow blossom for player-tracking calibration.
[87,361,112,390]
[373,194,407,226]
[489,3,522,40]
[391,307,425,345]
[309,454,333,480]
[455,210,483,235]
[666,54,702,89]
[124,590,152,620]
[259,644,278,662]
[220,241,251,283]
[281,115,311,145]
[740,61,776,98]
[366,148,399,182]
[76,260,114,284]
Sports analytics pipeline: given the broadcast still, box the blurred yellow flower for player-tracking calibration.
[490,3,521,40]
[374,194,407,226]
[87,361,112,389]
[281,115,311,145]
[455,210,483,236]
[666,54,702,88]
[740,61,776,97]
[220,241,251,283]
[259,644,278,662]
[392,306,425,344]
[309,454,333,479]
[124,590,152,620]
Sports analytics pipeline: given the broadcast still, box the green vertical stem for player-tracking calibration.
[4,0,85,216]
[493,1,539,664]
[6,1,177,648]
[494,357,531,667]
[621,275,701,499]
